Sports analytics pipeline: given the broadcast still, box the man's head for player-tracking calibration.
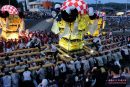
[25,67,28,71]
[110,65,120,75]
[51,4,61,18]
[12,68,16,73]
[5,71,10,75]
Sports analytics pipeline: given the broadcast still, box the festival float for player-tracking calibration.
[0,5,25,40]
[51,0,105,52]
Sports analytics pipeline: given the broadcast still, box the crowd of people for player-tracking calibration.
[24,11,52,20]
[91,35,129,52]
[106,16,130,31]
[0,29,129,87]
[0,31,59,53]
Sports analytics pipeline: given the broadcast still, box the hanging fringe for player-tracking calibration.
[51,20,60,34]
[59,23,70,39]
[72,19,79,35]
[88,19,98,35]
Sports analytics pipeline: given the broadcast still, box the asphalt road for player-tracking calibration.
[29,18,130,35]
[28,18,53,32]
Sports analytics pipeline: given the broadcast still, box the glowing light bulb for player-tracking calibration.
[90,50,94,54]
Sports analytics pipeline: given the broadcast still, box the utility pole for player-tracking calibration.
[9,0,10,5]
[96,0,98,10]
[126,0,128,16]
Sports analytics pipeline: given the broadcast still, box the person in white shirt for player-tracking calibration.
[128,43,130,48]
[121,47,130,62]
[38,79,48,87]
[6,48,12,53]
[51,43,58,60]
[121,47,129,55]
[109,31,112,37]
[93,37,101,51]
[26,40,32,48]
[22,67,34,87]
[112,52,121,67]
[2,72,11,87]
[93,37,101,45]
[51,44,57,53]
[23,67,32,81]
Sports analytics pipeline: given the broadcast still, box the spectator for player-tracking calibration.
[22,67,34,87]
[11,69,20,87]
[36,64,46,83]
[122,67,130,87]
[105,65,127,87]
[15,62,21,71]
[54,64,60,81]
[121,47,129,62]
[51,43,58,60]
[75,59,82,74]
[93,37,101,51]
[2,72,11,87]
[38,79,48,87]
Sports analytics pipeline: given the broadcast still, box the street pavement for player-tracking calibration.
[29,18,53,32]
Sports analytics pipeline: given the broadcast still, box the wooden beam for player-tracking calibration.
[0,45,47,56]
[57,47,74,60]
[83,46,99,55]
[100,45,126,54]
[0,58,47,69]
[0,50,50,60]
[57,54,72,62]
